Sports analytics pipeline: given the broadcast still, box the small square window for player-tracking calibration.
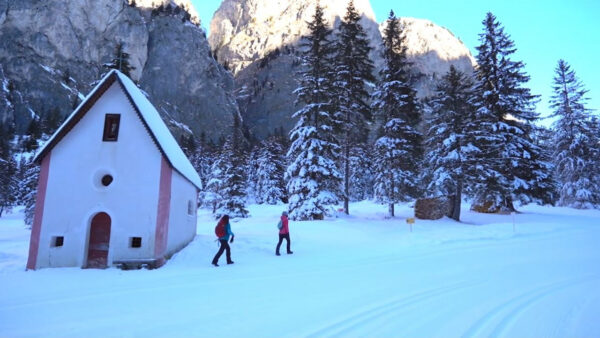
[130,237,142,248]
[103,114,121,141]
[52,236,64,247]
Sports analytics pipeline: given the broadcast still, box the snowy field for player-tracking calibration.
[1,201,600,337]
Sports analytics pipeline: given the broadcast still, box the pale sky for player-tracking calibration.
[192,0,600,123]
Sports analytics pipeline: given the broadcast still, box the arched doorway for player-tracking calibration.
[86,212,111,268]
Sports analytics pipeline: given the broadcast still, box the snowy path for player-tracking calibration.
[1,202,599,337]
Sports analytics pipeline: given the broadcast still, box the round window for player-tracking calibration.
[101,175,113,187]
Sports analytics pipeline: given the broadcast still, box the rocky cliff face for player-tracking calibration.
[0,0,238,141]
[210,0,476,139]
[209,0,381,74]
[393,17,476,97]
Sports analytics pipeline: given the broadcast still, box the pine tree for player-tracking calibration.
[205,151,225,214]
[255,137,286,205]
[333,0,375,214]
[245,145,261,203]
[0,123,17,217]
[104,43,136,78]
[424,66,480,221]
[372,11,423,217]
[591,117,600,200]
[515,125,556,206]
[348,143,374,201]
[214,141,249,219]
[286,2,342,220]
[549,59,599,208]
[472,12,553,212]
[0,158,17,218]
[20,161,40,227]
[214,114,248,219]
[192,136,217,208]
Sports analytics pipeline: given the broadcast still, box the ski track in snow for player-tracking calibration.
[306,279,484,337]
[462,275,600,338]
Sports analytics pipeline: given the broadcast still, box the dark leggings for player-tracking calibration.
[212,239,232,264]
[276,233,291,254]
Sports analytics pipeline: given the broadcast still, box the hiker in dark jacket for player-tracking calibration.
[276,211,293,256]
[212,215,234,267]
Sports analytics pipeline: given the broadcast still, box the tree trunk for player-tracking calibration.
[452,179,463,221]
[388,169,395,217]
[343,130,350,215]
[504,196,516,212]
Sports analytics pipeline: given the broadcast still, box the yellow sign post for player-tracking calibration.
[406,217,415,232]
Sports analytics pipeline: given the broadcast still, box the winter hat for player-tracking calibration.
[282,211,288,216]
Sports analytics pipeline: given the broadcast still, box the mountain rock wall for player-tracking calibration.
[0,0,239,141]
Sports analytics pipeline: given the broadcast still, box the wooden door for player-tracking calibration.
[86,212,111,268]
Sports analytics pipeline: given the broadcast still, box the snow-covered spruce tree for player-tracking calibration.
[255,137,286,205]
[424,65,480,221]
[103,43,136,78]
[528,125,559,205]
[591,117,600,201]
[471,12,553,212]
[245,145,261,203]
[333,0,375,214]
[549,59,600,208]
[0,124,17,217]
[349,143,374,201]
[19,161,40,227]
[204,150,225,214]
[214,114,249,219]
[0,158,17,217]
[286,2,342,221]
[191,135,217,208]
[372,11,423,217]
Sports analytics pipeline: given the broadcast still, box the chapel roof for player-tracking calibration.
[34,70,202,190]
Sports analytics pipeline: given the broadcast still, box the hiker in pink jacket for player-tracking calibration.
[276,211,293,256]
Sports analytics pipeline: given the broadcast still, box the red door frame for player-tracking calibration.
[86,212,111,268]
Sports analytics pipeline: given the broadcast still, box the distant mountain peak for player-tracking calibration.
[133,0,200,25]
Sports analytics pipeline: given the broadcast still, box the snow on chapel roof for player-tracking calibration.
[34,70,202,190]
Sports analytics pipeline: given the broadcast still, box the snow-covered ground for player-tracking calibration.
[1,202,599,337]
